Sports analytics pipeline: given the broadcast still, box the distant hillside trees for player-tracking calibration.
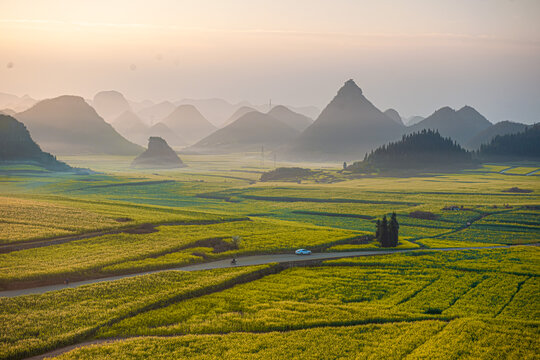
[376,213,399,247]
[0,114,71,171]
[478,123,540,160]
[348,129,474,173]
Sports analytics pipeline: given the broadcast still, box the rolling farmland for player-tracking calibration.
[0,157,538,359]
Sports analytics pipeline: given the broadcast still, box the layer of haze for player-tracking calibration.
[1,0,539,123]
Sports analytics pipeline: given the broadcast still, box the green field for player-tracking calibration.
[0,156,538,359]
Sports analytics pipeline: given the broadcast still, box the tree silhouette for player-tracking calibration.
[389,212,399,247]
[375,213,399,248]
[381,215,390,247]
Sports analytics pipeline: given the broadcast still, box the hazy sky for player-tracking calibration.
[1,0,539,123]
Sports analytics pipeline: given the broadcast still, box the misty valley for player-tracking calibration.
[1,1,540,358]
[0,79,539,360]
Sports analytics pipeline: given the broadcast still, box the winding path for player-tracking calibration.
[0,245,514,298]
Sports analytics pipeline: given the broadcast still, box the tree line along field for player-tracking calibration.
[0,156,538,359]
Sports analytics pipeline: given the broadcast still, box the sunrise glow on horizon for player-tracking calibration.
[1,0,539,123]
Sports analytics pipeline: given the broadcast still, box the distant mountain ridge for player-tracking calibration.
[111,111,150,146]
[268,105,313,132]
[176,98,320,127]
[478,123,540,160]
[407,106,491,145]
[93,90,132,121]
[148,123,186,147]
[189,111,300,153]
[0,92,37,112]
[221,106,256,127]
[175,98,241,127]
[404,115,425,126]
[136,101,176,125]
[16,95,143,155]
[161,105,217,144]
[383,109,404,125]
[466,121,528,150]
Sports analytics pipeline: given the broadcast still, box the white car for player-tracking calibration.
[295,249,312,255]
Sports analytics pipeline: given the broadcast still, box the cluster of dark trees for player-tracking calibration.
[260,167,313,182]
[363,129,472,167]
[478,123,539,159]
[345,125,539,173]
[345,129,474,173]
[375,213,399,247]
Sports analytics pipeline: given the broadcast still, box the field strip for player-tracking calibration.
[240,194,419,206]
[0,245,518,298]
[399,321,451,359]
[23,319,454,360]
[442,275,484,311]
[411,207,519,243]
[291,210,374,220]
[0,218,248,254]
[63,180,177,192]
[397,276,440,305]
[197,192,419,205]
[494,276,530,318]
[442,276,488,315]
[365,190,534,196]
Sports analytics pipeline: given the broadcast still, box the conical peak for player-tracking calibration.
[148,136,168,147]
[27,95,91,114]
[337,79,363,97]
[93,90,125,100]
[269,105,289,112]
[457,105,478,115]
[434,106,456,116]
[47,95,87,105]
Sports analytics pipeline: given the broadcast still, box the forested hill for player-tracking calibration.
[478,123,540,160]
[0,114,71,170]
[348,129,474,172]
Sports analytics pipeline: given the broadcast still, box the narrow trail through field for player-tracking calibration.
[25,340,107,360]
[0,245,519,298]
[499,166,517,174]
[498,166,540,176]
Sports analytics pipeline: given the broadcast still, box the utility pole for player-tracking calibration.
[269,99,272,112]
